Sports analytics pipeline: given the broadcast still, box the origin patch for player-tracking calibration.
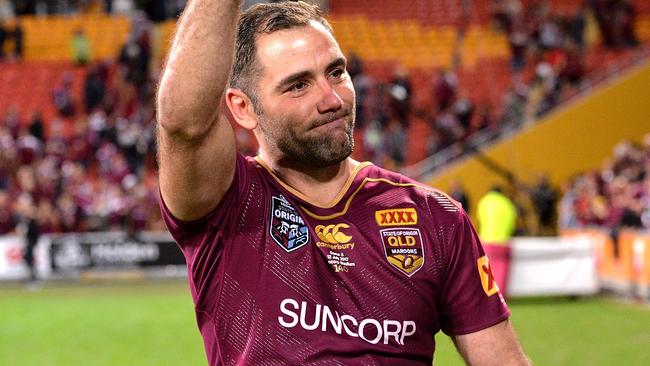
[270,195,309,252]
[380,228,424,276]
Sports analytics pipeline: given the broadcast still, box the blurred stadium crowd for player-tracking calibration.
[0,0,648,236]
[559,137,650,231]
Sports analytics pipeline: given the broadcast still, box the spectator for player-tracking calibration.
[387,66,411,127]
[84,63,107,113]
[0,189,17,233]
[433,69,458,111]
[508,18,529,75]
[567,6,587,51]
[0,23,7,58]
[530,60,560,117]
[538,14,562,51]
[15,193,39,285]
[53,72,77,117]
[558,178,579,229]
[434,107,464,149]
[0,17,23,60]
[348,53,374,128]
[16,126,42,166]
[501,85,528,126]
[0,127,16,189]
[2,104,22,138]
[71,29,91,66]
[118,32,151,95]
[57,191,83,232]
[12,19,22,56]
[558,41,584,87]
[28,111,45,143]
[383,119,407,168]
[617,0,638,47]
[490,0,523,32]
[530,174,558,235]
[453,92,475,134]
[477,186,518,244]
[36,198,60,234]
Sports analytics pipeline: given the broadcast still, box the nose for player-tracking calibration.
[316,80,343,114]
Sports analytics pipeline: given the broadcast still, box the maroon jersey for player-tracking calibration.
[161,154,509,365]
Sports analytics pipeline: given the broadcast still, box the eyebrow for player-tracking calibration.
[274,57,347,92]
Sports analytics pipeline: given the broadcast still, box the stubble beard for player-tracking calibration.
[259,108,356,168]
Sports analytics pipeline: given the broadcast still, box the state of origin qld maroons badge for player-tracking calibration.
[379,228,424,276]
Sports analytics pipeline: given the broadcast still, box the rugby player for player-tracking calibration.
[156,1,531,364]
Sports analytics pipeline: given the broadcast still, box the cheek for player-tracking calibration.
[280,101,314,127]
[339,81,355,101]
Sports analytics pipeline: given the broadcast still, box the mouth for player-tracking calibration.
[312,112,350,129]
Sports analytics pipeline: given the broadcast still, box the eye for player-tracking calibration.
[290,81,308,92]
[330,68,345,79]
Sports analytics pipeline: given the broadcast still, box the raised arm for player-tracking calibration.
[452,319,531,366]
[156,0,242,221]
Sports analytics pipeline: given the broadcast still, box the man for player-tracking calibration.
[477,186,518,244]
[157,1,530,365]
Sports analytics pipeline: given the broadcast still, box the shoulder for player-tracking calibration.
[161,154,266,234]
[363,165,464,221]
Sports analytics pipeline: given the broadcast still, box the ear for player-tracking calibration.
[225,88,258,131]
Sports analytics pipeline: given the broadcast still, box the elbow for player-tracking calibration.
[156,91,218,141]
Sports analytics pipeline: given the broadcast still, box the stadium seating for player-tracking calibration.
[0,62,86,127]
[19,15,130,61]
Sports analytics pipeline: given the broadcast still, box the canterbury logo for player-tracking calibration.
[375,208,418,226]
[315,224,353,244]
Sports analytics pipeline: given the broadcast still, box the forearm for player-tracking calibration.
[453,320,531,366]
[157,0,243,138]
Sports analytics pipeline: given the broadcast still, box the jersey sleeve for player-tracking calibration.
[159,153,252,254]
[438,210,511,335]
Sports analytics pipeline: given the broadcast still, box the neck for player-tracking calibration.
[257,152,360,206]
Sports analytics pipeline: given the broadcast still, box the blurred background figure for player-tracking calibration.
[71,28,91,66]
[530,173,558,235]
[478,185,518,244]
[14,192,40,287]
[0,17,23,61]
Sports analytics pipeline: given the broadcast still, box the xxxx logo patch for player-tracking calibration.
[269,195,309,252]
[380,228,424,276]
[375,208,418,227]
[477,256,499,296]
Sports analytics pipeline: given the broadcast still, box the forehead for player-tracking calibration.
[255,22,343,81]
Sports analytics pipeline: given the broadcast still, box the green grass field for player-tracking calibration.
[1,280,649,365]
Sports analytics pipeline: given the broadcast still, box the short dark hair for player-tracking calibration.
[229,1,333,108]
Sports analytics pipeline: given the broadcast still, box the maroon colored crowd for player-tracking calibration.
[0,16,163,235]
[559,136,650,231]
